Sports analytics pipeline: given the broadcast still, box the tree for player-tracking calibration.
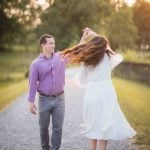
[36,0,112,50]
[133,0,150,50]
[0,0,41,51]
[106,5,138,50]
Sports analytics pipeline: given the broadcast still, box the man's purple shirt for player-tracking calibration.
[28,52,67,102]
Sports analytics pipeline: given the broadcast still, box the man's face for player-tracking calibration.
[42,37,55,53]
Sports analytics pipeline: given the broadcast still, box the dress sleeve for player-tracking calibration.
[109,53,123,70]
[72,63,87,87]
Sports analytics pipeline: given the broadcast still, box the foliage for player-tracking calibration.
[0,0,41,50]
[123,49,150,64]
[36,0,112,50]
[106,5,138,50]
[133,0,150,50]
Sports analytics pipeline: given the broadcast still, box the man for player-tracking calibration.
[28,34,67,150]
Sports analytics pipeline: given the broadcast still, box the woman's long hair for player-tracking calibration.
[61,36,109,67]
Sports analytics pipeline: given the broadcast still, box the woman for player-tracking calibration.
[61,28,137,150]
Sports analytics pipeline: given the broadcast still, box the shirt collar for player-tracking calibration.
[39,52,55,59]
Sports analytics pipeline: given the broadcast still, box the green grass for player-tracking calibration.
[0,50,37,82]
[0,75,149,149]
[0,49,150,149]
[0,50,37,111]
[0,79,28,111]
[112,77,150,149]
[4,44,38,52]
[0,51,38,73]
[122,49,150,64]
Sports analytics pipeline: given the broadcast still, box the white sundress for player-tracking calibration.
[76,53,137,140]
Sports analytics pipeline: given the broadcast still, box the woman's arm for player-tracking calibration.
[106,43,117,55]
[106,44,123,69]
[84,28,117,55]
[73,63,87,86]
[78,27,98,45]
[78,29,89,45]
[86,30,98,38]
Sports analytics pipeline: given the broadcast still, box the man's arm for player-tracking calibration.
[28,62,38,115]
[64,28,93,64]
[62,27,97,64]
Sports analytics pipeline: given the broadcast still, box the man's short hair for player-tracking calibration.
[39,34,54,46]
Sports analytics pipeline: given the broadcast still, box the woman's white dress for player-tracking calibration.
[76,53,137,140]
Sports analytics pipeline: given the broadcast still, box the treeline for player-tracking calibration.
[0,0,150,51]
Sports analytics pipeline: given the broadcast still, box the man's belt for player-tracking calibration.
[39,91,64,98]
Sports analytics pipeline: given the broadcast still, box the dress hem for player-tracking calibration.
[84,132,137,141]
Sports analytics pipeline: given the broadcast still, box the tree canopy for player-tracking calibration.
[0,0,41,50]
[0,0,150,51]
[133,0,150,49]
[36,0,112,50]
[106,5,138,50]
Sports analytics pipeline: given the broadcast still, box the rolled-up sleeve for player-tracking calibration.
[28,62,38,102]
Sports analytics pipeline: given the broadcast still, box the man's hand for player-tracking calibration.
[29,102,37,115]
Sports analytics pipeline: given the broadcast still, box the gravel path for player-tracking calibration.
[0,68,138,150]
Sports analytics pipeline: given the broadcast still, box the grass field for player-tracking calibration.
[0,75,149,149]
[0,79,28,111]
[0,50,37,111]
[0,50,38,82]
[123,49,150,64]
[113,77,150,149]
[0,49,150,149]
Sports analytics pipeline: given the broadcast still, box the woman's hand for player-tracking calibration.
[83,27,98,39]
[79,27,98,45]
[78,28,89,45]
[81,27,91,40]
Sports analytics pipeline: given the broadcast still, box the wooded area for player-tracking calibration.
[0,0,150,51]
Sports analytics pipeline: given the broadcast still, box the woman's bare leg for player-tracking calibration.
[89,139,97,150]
[98,140,108,150]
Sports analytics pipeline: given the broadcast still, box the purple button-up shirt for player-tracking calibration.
[28,52,67,102]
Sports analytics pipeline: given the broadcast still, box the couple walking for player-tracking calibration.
[28,28,137,150]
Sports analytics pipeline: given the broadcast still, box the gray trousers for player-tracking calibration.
[38,93,65,150]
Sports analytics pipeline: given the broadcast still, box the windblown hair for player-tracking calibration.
[61,36,109,67]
